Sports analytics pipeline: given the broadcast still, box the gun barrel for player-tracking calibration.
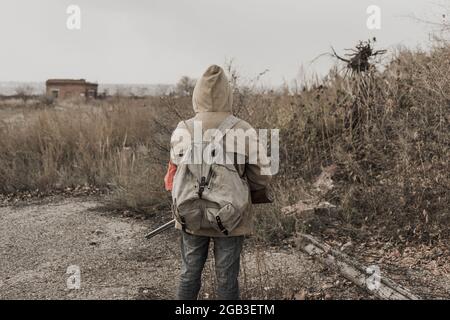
[145,219,176,239]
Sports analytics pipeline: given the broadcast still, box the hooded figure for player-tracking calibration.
[168,64,272,237]
[168,65,272,300]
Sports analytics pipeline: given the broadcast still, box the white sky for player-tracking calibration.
[0,0,446,85]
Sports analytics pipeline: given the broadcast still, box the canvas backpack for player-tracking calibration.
[171,115,250,235]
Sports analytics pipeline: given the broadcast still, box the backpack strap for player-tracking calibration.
[181,119,194,137]
[205,115,241,158]
[216,115,240,138]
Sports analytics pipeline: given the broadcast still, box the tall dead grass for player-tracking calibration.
[0,98,175,211]
[0,43,448,242]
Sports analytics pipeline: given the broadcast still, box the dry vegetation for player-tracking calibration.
[0,42,448,247]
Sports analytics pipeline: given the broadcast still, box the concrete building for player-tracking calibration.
[46,79,98,99]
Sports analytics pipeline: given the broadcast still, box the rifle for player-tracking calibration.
[145,219,175,239]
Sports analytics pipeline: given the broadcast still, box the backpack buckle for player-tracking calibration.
[179,216,187,232]
[215,216,229,235]
[198,176,206,198]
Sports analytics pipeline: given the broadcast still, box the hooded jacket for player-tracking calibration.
[169,65,272,237]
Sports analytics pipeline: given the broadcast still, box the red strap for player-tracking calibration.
[164,161,177,191]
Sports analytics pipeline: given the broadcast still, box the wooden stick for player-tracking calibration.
[295,233,421,300]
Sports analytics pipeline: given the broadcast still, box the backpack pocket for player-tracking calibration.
[201,163,249,235]
[205,204,242,235]
[173,200,203,232]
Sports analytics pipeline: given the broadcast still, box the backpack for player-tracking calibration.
[171,115,250,235]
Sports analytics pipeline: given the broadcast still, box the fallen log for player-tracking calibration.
[295,233,421,300]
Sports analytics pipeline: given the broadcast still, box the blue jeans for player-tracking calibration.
[176,231,244,300]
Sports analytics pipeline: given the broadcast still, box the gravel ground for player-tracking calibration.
[0,197,383,300]
[0,198,179,299]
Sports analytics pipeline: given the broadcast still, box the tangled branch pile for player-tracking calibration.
[332,38,387,74]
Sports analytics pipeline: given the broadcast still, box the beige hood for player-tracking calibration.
[192,65,233,113]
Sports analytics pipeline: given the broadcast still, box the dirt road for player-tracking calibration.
[0,197,374,300]
[0,198,180,299]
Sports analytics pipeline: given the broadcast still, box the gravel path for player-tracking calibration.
[0,198,372,300]
[0,198,180,299]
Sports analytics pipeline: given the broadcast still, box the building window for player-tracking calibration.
[51,89,59,98]
[87,89,96,98]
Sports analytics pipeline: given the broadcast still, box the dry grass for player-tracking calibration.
[0,42,448,243]
[0,98,174,211]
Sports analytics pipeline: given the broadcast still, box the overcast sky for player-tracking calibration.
[0,0,446,85]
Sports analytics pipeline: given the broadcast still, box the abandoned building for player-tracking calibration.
[46,79,98,99]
